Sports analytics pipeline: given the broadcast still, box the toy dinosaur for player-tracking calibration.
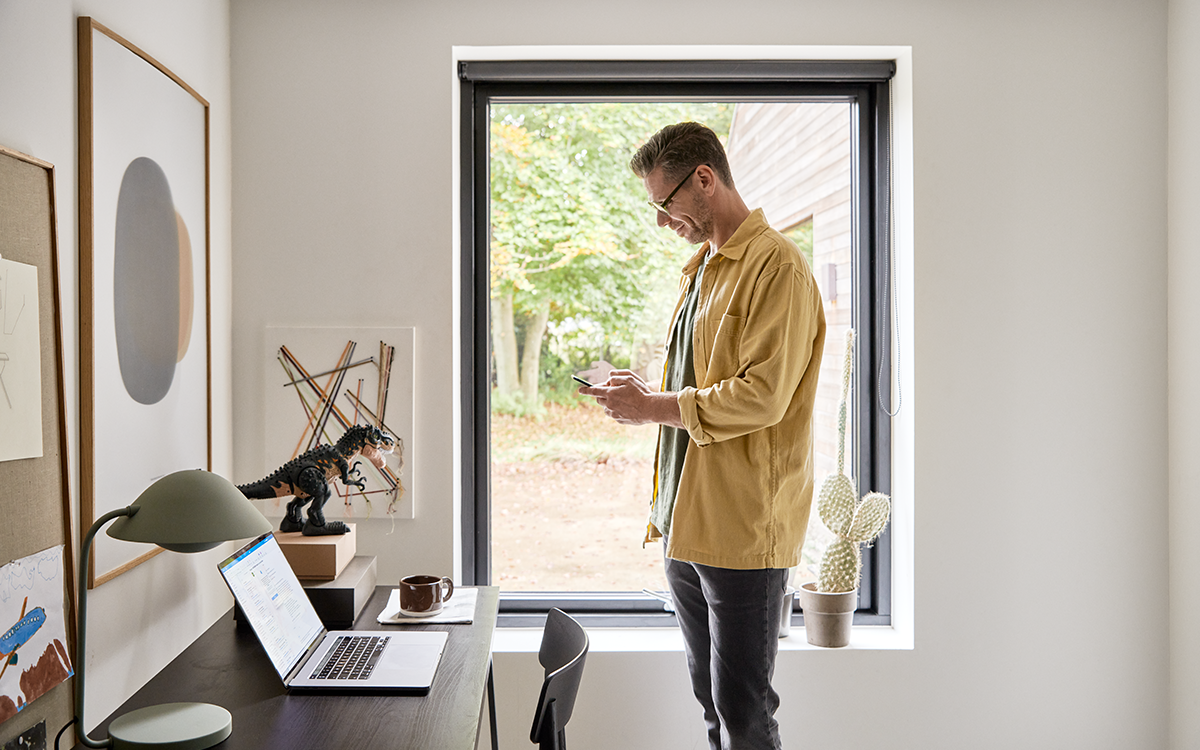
[238,424,396,536]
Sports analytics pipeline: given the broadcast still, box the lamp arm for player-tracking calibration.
[75,506,137,749]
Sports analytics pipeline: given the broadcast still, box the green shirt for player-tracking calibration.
[651,256,707,539]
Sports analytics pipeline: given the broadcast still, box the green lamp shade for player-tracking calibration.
[106,470,272,553]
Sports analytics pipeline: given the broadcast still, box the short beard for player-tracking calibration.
[680,200,715,245]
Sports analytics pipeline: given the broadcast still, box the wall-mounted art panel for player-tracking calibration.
[78,17,211,587]
[256,327,415,523]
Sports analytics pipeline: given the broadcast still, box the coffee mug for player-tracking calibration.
[399,575,454,617]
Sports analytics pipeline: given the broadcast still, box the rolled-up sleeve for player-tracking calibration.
[678,263,820,446]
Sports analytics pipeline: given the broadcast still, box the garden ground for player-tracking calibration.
[490,402,670,591]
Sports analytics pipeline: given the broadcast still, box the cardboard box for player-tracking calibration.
[304,555,378,629]
[274,523,357,580]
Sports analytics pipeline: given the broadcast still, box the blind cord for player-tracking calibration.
[878,78,902,418]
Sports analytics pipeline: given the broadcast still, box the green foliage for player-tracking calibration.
[489,102,733,406]
[538,347,595,407]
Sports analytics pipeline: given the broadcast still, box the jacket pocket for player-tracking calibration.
[716,313,745,340]
[707,314,746,381]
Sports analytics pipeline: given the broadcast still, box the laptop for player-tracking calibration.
[218,532,447,694]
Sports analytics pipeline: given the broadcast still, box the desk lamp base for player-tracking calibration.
[107,702,232,750]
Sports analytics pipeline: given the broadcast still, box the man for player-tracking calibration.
[579,122,826,750]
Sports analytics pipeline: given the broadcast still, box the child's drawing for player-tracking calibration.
[0,546,72,726]
[0,601,46,681]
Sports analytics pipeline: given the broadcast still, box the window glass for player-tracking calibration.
[488,101,853,593]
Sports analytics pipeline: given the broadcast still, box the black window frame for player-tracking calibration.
[459,59,895,628]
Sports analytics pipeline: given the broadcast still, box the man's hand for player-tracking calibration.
[580,370,684,429]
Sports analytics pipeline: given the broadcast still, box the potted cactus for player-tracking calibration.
[799,329,891,648]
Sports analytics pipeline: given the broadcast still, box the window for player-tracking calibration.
[459,61,895,626]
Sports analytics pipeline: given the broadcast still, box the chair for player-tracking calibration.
[529,608,589,750]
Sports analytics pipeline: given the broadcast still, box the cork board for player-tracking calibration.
[0,145,75,744]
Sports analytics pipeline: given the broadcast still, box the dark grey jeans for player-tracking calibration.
[664,549,789,750]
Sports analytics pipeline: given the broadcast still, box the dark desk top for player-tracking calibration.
[76,586,499,750]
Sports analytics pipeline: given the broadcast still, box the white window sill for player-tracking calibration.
[492,624,913,653]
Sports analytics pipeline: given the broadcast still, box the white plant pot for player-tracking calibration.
[798,583,857,648]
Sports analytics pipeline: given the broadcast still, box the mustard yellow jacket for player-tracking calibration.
[648,209,826,570]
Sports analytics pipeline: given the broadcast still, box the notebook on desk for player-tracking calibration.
[218,532,447,695]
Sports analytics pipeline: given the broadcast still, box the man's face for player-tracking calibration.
[644,166,714,246]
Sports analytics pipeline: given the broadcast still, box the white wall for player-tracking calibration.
[232,1,1171,748]
[0,0,235,737]
[1169,0,1200,747]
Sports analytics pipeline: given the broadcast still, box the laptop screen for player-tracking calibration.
[219,533,325,680]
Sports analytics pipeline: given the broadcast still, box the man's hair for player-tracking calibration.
[629,121,734,187]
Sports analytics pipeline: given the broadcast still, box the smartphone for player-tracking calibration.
[572,375,594,387]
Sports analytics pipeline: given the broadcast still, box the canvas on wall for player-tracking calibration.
[78,18,210,586]
[256,327,415,522]
[0,547,73,726]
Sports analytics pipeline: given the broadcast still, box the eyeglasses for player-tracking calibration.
[648,164,703,214]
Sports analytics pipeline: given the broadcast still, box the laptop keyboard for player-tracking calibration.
[310,635,390,681]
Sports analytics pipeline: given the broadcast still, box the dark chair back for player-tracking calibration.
[529,608,588,750]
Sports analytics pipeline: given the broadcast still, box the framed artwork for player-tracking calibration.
[257,327,415,522]
[77,17,211,588]
[0,145,75,739]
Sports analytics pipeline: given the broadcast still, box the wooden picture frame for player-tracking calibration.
[0,144,76,740]
[78,17,212,588]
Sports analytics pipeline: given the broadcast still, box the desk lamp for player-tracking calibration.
[75,469,272,750]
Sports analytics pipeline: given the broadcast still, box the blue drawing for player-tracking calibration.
[0,597,45,681]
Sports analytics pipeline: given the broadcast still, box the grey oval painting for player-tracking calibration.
[114,157,180,405]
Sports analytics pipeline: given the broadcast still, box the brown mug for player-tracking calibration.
[399,575,454,617]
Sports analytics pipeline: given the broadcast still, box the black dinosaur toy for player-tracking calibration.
[238,424,396,536]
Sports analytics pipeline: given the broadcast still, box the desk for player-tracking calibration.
[75,586,499,750]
